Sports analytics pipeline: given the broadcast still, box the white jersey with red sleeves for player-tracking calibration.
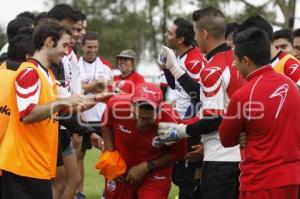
[199,44,245,162]
[78,56,113,122]
[61,48,81,95]
[270,51,300,87]
[175,47,204,118]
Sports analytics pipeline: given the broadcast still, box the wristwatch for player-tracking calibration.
[147,161,155,172]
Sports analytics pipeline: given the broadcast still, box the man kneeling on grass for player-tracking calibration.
[96,82,187,199]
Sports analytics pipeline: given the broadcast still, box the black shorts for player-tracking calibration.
[201,161,240,199]
[0,175,2,199]
[56,135,64,167]
[59,129,72,152]
[81,123,101,151]
[2,171,52,199]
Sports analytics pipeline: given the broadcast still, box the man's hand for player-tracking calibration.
[58,93,89,112]
[239,132,247,148]
[95,92,116,103]
[126,162,148,184]
[157,122,188,144]
[90,133,104,151]
[114,175,126,183]
[184,144,204,162]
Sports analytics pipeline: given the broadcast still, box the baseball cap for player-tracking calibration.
[131,82,163,108]
[116,49,136,60]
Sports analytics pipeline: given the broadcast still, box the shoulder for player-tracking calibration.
[106,94,132,117]
[284,56,300,69]
[159,103,180,123]
[15,67,39,88]
[107,94,132,108]
[186,47,204,61]
[131,72,145,81]
[99,56,112,69]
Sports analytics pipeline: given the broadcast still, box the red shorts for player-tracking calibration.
[240,185,299,199]
[104,174,171,199]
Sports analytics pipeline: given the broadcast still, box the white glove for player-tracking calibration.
[158,46,185,79]
[157,47,168,68]
[157,122,189,144]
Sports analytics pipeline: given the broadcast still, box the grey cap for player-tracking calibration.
[116,49,136,60]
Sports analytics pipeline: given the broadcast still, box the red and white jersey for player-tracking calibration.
[78,56,113,122]
[61,48,81,95]
[15,59,55,119]
[175,47,204,118]
[102,94,187,178]
[199,44,245,162]
[271,51,300,86]
[219,66,300,191]
[114,72,145,94]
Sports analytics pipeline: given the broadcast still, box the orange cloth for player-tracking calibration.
[0,61,58,179]
[95,151,127,180]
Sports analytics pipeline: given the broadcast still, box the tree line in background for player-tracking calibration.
[0,0,297,66]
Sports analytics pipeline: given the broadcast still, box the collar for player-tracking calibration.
[179,45,195,59]
[270,50,282,63]
[121,71,135,79]
[83,57,97,64]
[206,43,230,60]
[27,58,49,74]
[246,65,273,81]
[5,59,22,71]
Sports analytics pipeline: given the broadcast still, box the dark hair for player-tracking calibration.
[77,10,86,21]
[293,28,300,38]
[82,31,99,46]
[273,29,292,44]
[7,27,34,60]
[234,27,270,67]
[34,12,50,26]
[33,19,70,51]
[173,17,195,46]
[237,15,273,41]
[7,17,33,41]
[192,7,226,39]
[16,11,36,21]
[135,101,155,110]
[48,4,78,23]
[225,22,239,39]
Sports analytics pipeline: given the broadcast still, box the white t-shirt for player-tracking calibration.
[78,56,113,122]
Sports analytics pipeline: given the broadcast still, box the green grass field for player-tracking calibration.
[84,148,179,199]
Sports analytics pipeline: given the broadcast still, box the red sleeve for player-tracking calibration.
[284,58,300,85]
[100,56,112,69]
[160,103,181,123]
[160,103,187,161]
[219,93,244,147]
[136,74,145,85]
[15,68,40,119]
[185,56,204,81]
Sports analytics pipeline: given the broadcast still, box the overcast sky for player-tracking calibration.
[1,0,300,30]
[0,0,48,29]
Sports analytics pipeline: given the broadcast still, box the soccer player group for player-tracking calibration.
[0,4,299,199]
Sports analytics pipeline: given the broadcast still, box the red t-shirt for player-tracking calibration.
[102,94,187,179]
[219,66,300,191]
[114,72,145,94]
